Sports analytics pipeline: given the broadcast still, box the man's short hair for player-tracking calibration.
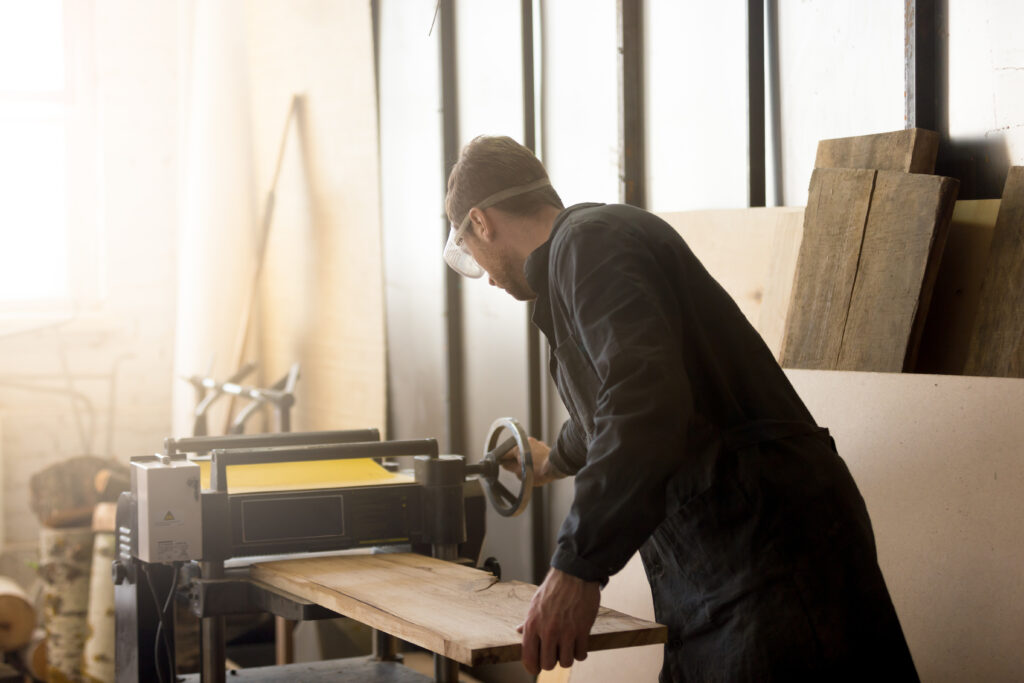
[445,135,564,227]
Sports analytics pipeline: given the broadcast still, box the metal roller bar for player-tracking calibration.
[166,428,381,456]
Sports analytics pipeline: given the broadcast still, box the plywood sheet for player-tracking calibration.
[786,370,1024,682]
[779,168,876,368]
[251,553,666,666]
[913,200,1000,374]
[244,2,386,434]
[814,128,939,174]
[656,207,804,338]
[965,166,1024,377]
[836,171,957,371]
[758,208,805,359]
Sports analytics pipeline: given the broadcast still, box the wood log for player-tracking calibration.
[82,520,115,683]
[30,457,128,529]
[93,469,130,502]
[965,166,1024,377]
[0,576,35,651]
[17,628,48,681]
[815,128,939,174]
[38,526,93,682]
[251,553,666,667]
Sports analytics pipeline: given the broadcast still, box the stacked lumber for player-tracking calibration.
[779,129,959,371]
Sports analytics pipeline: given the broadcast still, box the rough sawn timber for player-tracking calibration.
[837,170,958,371]
[814,128,939,174]
[251,553,666,666]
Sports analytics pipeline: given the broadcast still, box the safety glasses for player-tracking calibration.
[443,177,552,278]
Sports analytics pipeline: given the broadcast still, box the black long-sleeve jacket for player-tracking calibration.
[524,203,816,584]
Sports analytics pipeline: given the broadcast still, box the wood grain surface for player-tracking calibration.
[251,553,666,666]
[815,128,939,174]
[964,166,1024,377]
[780,168,876,368]
[837,171,958,371]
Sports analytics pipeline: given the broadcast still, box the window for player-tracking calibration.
[0,0,99,307]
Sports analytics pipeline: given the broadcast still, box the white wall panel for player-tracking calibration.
[775,0,904,205]
[379,2,446,442]
[644,0,749,211]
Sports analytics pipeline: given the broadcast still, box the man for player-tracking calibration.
[443,135,917,681]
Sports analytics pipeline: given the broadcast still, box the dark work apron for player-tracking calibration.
[639,419,919,682]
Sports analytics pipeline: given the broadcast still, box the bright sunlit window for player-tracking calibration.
[0,0,70,302]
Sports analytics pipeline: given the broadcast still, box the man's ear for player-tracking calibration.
[469,207,495,243]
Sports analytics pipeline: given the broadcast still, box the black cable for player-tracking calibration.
[143,563,179,683]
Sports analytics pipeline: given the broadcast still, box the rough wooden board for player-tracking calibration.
[836,171,958,371]
[815,128,939,174]
[779,168,877,368]
[251,553,666,667]
[913,200,1001,374]
[758,208,805,359]
[656,208,804,329]
[964,166,1024,377]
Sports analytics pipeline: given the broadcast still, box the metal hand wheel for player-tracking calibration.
[472,417,533,517]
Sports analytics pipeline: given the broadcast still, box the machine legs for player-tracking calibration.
[199,561,226,683]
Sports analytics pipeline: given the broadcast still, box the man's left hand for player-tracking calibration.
[517,567,601,675]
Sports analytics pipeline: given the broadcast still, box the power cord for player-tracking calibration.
[143,562,179,683]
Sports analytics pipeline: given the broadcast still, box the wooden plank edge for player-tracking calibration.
[903,176,960,371]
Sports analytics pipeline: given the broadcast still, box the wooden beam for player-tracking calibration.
[251,553,666,666]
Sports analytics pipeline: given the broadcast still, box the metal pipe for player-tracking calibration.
[617,0,646,208]
[748,0,767,207]
[199,560,226,683]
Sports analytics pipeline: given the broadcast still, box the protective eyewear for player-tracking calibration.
[443,177,552,278]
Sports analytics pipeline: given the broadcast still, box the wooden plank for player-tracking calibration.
[251,553,666,667]
[758,208,805,359]
[779,168,876,369]
[836,171,958,371]
[964,167,1024,377]
[815,128,939,174]
[913,200,1001,374]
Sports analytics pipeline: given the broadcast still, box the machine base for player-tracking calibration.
[179,656,434,682]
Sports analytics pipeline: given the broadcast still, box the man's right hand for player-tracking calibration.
[500,437,566,486]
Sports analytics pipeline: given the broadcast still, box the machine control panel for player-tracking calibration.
[131,455,203,562]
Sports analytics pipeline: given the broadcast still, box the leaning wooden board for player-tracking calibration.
[251,553,666,666]
[964,166,1024,378]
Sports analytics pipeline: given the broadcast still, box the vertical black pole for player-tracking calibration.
[617,0,645,208]
[522,0,548,585]
[766,0,783,206]
[440,0,465,457]
[747,0,766,207]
